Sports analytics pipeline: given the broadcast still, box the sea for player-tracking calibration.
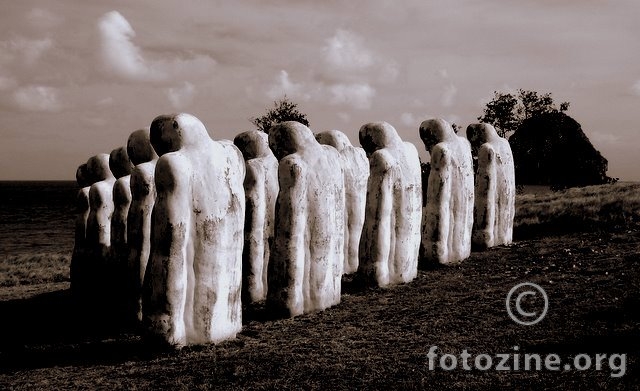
[0,181,78,262]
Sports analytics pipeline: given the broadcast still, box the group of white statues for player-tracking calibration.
[71,113,515,347]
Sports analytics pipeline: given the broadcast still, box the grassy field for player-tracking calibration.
[1,183,639,390]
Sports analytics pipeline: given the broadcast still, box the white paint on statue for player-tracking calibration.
[126,128,158,323]
[420,118,474,265]
[143,113,245,346]
[266,121,345,317]
[234,130,279,303]
[466,123,515,249]
[357,122,422,287]
[86,153,116,263]
[316,129,369,274]
[71,162,97,295]
[109,146,134,267]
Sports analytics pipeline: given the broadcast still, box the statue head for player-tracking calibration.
[315,130,351,151]
[358,122,401,157]
[109,146,134,179]
[419,118,456,153]
[150,113,210,156]
[268,121,316,161]
[234,130,272,160]
[86,153,113,182]
[127,128,157,166]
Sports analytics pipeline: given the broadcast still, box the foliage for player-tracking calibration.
[478,89,570,137]
[251,96,310,133]
[509,112,613,188]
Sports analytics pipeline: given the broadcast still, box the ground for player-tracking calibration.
[0,183,639,390]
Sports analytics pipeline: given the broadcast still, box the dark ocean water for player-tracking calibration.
[0,181,78,261]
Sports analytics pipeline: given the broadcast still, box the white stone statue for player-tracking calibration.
[316,130,369,275]
[143,113,245,347]
[357,122,422,287]
[466,123,515,249]
[419,118,474,265]
[266,121,345,317]
[86,153,116,264]
[109,146,134,268]
[233,130,279,304]
[126,128,158,323]
[70,162,96,296]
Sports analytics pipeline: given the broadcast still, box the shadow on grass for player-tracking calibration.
[0,289,168,371]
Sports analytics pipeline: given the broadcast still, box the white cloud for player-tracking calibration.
[97,11,164,81]
[0,36,53,66]
[329,83,375,110]
[632,80,640,96]
[267,70,312,101]
[167,81,196,109]
[13,85,62,112]
[0,76,17,91]
[27,8,63,29]
[400,112,433,127]
[337,112,351,122]
[441,83,457,107]
[323,29,374,72]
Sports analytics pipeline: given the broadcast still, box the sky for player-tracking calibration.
[1,0,639,180]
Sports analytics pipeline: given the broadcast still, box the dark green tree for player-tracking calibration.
[478,89,570,137]
[508,112,613,189]
[251,96,309,134]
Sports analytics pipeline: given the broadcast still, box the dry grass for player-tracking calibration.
[0,253,70,288]
[516,182,640,236]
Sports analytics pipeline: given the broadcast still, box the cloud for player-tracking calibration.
[329,83,375,110]
[27,8,63,29]
[0,76,17,91]
[400,112,433,127]
[0,36,53,66]
[13,85,62,112]
[98,11,164,81]
[441,83,457,107]
[323,29,374,72]
[632,80,640,96]
[267,70,312,101]
[167,81,196,109]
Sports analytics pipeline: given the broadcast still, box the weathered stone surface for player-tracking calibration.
[316,130,369,274]
[357,122,422,287]
[466,123,515,249]
[266,121,345,317]
[86,153,116,264]
[109,147,134,268]
[70,162,97,296]
[420,118,474,265]
[143,113,245,346]
[233,130,278,303]
[126,129,158,323]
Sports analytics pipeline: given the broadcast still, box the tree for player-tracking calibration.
[478,89,570,138]
[251,96,309,133]
[509,112,613,189]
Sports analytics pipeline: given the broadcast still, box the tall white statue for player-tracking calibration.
[143,113,245,347]
[419,118,474,265]
[70,162,96,296]
[357,122,422,287]
[86,153,116,265]
[109,146,134,268]
[466,123,515,249]
[233,130,279,303]
[316,130,369,275]
[126,128,158,323]
[266,121,345,317]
